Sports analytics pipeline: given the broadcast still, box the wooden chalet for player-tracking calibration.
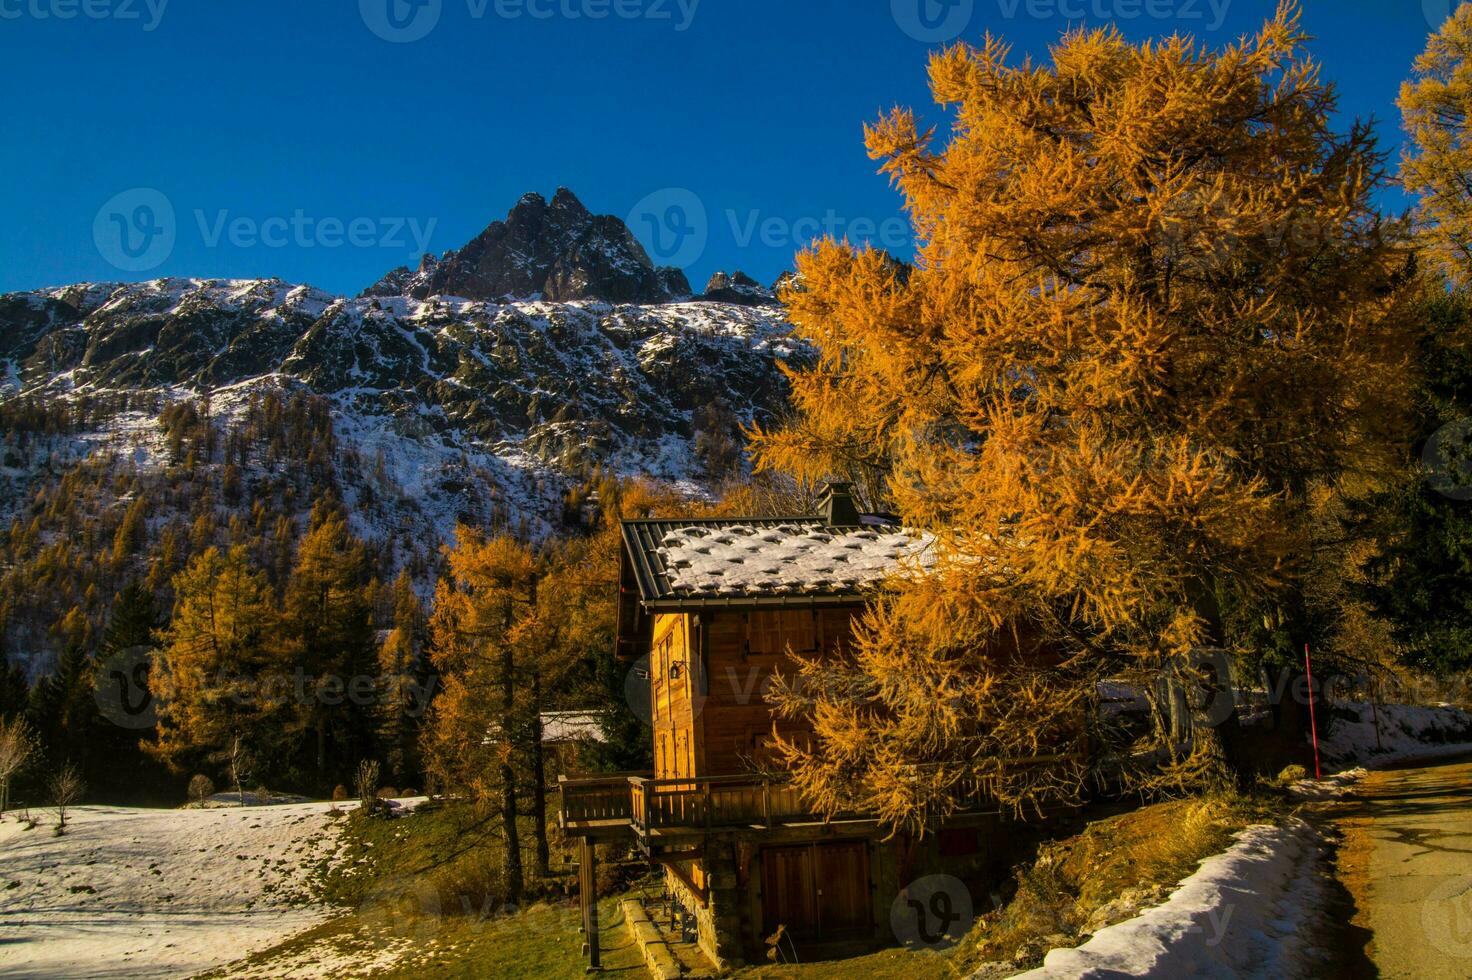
[560,484,1016,968]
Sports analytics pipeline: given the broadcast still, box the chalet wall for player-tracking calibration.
[696,608,858,777]
[650,613,701,781]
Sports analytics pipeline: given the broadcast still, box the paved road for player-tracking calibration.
[1333,753,1472,979]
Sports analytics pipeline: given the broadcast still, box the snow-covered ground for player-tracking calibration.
[0,801,346,979]
[1287,701,1472,800]
[1318,700,1472,767]
[1010,820,1331,979]
[995,701,1472,979]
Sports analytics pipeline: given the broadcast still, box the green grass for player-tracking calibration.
[218,790,1286,978]
[211,800,646,978]
[200,893,646,979]
[730,947,962,978]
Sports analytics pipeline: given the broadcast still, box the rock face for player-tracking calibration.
[362,189,692,304]
[361,252,440,300]
[0,277,804,484]
[699,271,778,306]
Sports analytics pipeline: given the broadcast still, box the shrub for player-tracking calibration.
[332,784,350,802]
[187,774,215,803]
[376,786,399,800]
[430,850,508,918]
[50,763,85,835]
[1278,764,1308,785]
[355,760,382,816]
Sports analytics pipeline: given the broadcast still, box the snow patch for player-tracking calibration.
[0,801,347,979]
[1319,701,1472,767]
[1008,820,1329,980]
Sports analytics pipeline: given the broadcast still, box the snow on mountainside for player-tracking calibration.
[0,275,801,542]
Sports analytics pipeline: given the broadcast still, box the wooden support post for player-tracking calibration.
[579,837,601,971]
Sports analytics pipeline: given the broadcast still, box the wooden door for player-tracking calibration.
[814,842,870,938]
[761,842,871,943]
[761,845,818,940]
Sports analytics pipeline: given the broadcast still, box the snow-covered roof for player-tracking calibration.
[541,711,606,744]
[621,516,935,609]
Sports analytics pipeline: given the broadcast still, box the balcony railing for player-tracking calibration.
[559,769,1008,838]
[558,771,651,826]
[560,772,812,835]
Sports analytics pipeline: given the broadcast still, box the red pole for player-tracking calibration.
[1369,676,1383,752]
[1304,643,1322,780]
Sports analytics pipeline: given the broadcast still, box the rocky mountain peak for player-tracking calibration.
[363,188,691,305]
[549,186,591,218]
[700,270,779,306]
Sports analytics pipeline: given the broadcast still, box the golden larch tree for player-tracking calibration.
[751,4,1416,831]
[1401,1,1472,287]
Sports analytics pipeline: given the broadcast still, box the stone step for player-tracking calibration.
[621,898,683,980]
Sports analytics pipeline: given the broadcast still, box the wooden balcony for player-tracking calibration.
[559,770,1006,843]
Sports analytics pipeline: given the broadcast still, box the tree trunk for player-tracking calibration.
[501,759,523,905]
[500,597,523,905]
[531,668,550,878]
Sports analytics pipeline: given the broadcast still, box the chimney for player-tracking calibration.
[818,482,861,527]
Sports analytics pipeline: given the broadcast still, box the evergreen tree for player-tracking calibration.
[281,507,376,785]
[376,570,429,787]
[88,583,171,799]
[425,530,540,904]
[104,582,158,655]
[111,497,148,568]
[1359,290,1472,674]
[27,644,93,773]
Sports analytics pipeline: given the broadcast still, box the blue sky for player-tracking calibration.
[0,0,1453,296]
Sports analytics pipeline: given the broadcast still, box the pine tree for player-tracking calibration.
[281,507,376,785]
[111,497,148,568]
[87,582,170,798]
[27,644,93,774]
[104,582,158,655]
[1358,289,1472,674]
[377,570,428,787]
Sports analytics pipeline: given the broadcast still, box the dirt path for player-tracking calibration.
[1333,754,1472,979]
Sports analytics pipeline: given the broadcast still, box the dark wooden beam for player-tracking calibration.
[662,855,709,906]
[651,847,704,866]
[578,837,601,971]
